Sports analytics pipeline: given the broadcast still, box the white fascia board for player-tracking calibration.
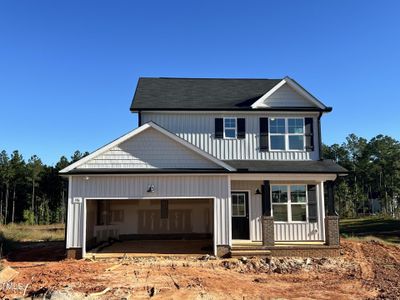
[251,77,326,109]
[251,79,287,108]
[60,122,235,173]
[284,77,326,109]
[60,124,153,173]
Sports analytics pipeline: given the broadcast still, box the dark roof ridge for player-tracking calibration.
[137,77,283,81]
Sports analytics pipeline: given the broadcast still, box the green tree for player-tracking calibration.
[9,151,25,223]
[27,155,43,224]
[0,151,11,223]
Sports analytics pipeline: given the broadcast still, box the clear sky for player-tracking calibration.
[1,1,399,165]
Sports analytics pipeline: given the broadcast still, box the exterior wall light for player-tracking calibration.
[255,188,261,195]
[147,184,155,193]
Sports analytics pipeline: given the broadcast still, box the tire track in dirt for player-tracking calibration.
[352,242,374,281]
[360,241,400,300]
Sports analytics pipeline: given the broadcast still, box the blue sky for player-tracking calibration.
[1,1,399,165]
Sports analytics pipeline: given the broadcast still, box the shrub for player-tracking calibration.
[23,210,35,225]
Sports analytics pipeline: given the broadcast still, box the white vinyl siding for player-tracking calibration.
[263,83,313,107]
[274,182,325,242]
[66,175,230,249]
[141,112,320,160]
[231,180,325,242]
[78,127,220,169]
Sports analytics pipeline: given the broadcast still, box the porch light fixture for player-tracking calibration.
[147,184,155,193]
[84,176,90,181]
[255,188,261,195]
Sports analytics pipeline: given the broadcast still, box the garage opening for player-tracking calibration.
[85,198,214,257]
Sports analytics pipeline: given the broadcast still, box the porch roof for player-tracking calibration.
[223,159,348,174]
[63,160,347,175]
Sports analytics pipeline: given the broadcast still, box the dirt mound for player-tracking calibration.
[1,239,399,299]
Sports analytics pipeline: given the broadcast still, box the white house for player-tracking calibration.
[60,77,347,258]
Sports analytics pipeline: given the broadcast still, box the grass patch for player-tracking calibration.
[0,223,65,256]
[340,217,400,244]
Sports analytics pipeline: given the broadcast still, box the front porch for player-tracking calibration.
[227,176,340,257]
[231,240,340,257]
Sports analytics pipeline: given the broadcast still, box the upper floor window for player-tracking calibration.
[269,118,305,151]
[224,118,237,139]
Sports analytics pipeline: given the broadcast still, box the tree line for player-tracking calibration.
[0,150,88,225]
[0,133,399,225]
[323,134,400,218]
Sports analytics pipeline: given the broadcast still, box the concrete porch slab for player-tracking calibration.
[85,239,213,259]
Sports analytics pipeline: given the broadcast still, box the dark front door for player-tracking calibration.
[231,192,250,239]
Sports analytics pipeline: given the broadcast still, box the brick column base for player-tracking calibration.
[66,248,83,259]
[262,216,275,246]
[325,216,340,246]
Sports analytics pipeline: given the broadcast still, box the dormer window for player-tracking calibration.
[224,118,237,139]
[270,118,305,151]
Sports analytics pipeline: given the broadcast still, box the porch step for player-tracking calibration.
[230,249,271,258]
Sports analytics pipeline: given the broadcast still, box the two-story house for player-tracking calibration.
[60,77,347,259]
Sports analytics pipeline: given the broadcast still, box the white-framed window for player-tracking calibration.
[269,118,305,151]
[232,192,246,217]
[224,117,237,139]
[271,184,308,222]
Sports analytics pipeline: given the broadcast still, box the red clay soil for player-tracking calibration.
[1,240,399,299]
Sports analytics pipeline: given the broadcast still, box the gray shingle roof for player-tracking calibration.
[223,160,348,174]
[130,77,327,111]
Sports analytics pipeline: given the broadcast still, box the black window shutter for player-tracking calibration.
[215,118,223,139]
[237,118,246,139]
[308,185,318,222]
[259,118,269,151]
[305,118,314,152]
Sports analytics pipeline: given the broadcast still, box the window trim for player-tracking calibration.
[223,117,237,139]
[270,184,309,223]
[269,117,306,152]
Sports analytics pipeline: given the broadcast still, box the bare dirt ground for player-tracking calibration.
[1,240,399,299]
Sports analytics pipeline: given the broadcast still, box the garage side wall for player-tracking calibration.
[66,175,230,249]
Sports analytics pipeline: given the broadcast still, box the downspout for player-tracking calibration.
[138,110,142,127]
[318,112,323,160]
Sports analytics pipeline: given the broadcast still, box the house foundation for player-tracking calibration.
[66,248,83,259]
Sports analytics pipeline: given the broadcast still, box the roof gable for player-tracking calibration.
[251,77,326,109]
[60,122,235,173]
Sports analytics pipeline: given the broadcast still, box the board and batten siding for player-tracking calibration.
[141,112,320,161]
[66,175,230,250]
[231,180,325,242]
[78,128,219,169]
